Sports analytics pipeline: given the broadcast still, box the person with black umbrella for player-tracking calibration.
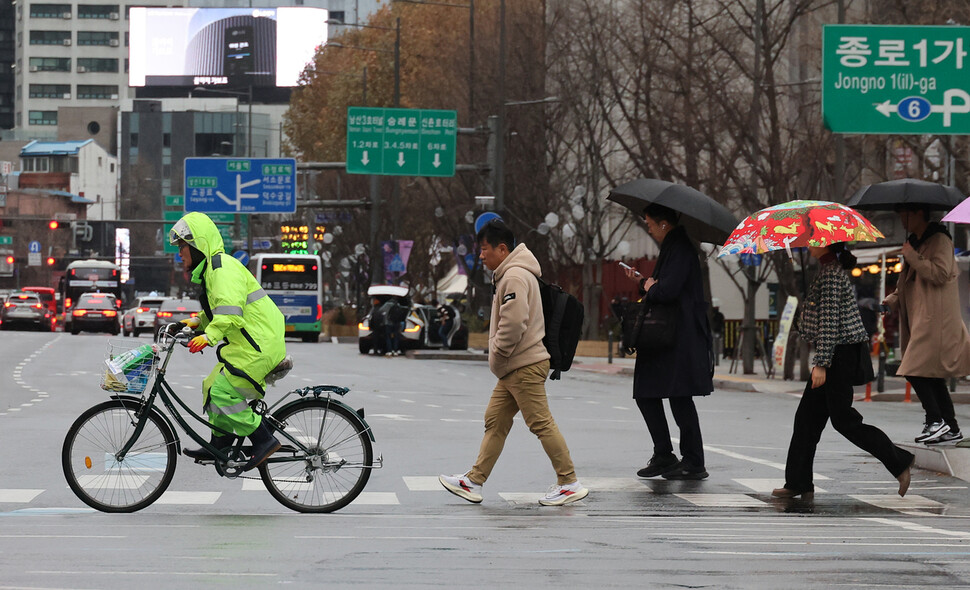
[882,203,970,445]
[622,203,714,480]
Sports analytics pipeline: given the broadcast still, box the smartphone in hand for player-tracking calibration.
[878,304,890,313]
[619,261,642,277]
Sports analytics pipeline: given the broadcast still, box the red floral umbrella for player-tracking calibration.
[718,200,884,259]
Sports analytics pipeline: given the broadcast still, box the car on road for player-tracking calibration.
[122,296,170,337]
[357,285,468,354]
[1,292,54,331]
[69,292,120,335]
[153,298,202,338]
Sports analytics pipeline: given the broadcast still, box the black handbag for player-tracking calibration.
[621,299,679,353]
[851,341,875,386]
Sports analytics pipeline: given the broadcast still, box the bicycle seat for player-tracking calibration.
[265,355,294,386]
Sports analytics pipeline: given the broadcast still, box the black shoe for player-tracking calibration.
[662,465,709,480]
[242,421,281,472]
[636,454,681,478]
[926,430,963,445]
[183,434,236,460]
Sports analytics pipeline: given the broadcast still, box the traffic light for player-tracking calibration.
[48,220,59,230]
[46,256,55,266]
[4,255,12,264]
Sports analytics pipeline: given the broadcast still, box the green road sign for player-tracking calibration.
[346,106,457,176]
[0,236,11,245]
[824,24,970,134]
[165,195,184,207]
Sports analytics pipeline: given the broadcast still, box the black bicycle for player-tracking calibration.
[62,325,381,513]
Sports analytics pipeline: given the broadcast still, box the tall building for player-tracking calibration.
[0,0,14,129]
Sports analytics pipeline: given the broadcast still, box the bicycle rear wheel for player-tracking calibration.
[260,400,373,513]
[62,399,178,513]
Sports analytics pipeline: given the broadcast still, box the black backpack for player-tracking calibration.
[535,276,584,380]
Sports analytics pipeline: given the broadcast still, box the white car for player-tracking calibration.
[122,296,170,337]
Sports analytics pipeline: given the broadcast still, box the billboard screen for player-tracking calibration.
[129,7,328,88]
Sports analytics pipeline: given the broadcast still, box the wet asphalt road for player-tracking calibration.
[1,331,969,588]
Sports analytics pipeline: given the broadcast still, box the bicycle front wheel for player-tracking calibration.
[260,400,373,513]
[62,399,178,513]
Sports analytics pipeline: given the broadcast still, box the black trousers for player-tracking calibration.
[906,376,960,432]
[636,397,704,469]
[784,345,914,492]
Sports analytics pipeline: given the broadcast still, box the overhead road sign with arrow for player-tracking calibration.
[346,106,456,177]
[184,158,297,214]
[823,24,970,134]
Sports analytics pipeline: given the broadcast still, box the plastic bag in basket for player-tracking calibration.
[105,343,155,386]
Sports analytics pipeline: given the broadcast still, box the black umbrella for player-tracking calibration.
[846,178,966,211]
[607,178,739,244]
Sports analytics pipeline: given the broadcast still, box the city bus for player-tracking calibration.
[249,253,322,343]
[58,259,122,333]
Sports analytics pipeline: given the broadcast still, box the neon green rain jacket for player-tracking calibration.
[178,212,286,398]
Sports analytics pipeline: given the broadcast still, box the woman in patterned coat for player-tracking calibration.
[772,242,915,500]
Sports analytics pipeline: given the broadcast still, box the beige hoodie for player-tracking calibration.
[488,243,550,378]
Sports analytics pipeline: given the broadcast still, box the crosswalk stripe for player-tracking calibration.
[404,476,442,491]
[675,493,767,507]
[0,489,43,502]
[156,491,221,505]
[734,478,828,494]
[850,494,943,511]
[583,477,650,491]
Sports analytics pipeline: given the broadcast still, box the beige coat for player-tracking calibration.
[488,243,550,379]
[885,230,970,378]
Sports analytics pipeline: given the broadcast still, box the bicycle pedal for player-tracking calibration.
[193,458,216,465]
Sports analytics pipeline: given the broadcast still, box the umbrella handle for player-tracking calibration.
[783,236,794,260]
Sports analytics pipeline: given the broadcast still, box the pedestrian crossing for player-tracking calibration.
[2,477,965,514]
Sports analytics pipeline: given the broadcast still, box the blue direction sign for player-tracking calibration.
[184,158,297,214]
[28,241,41,254]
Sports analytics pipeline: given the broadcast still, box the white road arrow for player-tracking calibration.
[215,175,261,212]
[432,153,441,168]
[875,100,896,117]
[361,151,370,165]
[397,152,406,167]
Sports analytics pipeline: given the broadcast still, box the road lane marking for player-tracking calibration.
[696,442,831,480]
[29,571,277,577]
[864,517,970,538]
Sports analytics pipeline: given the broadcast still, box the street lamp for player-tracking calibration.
[193,85,254,255]
[326,19,402,283]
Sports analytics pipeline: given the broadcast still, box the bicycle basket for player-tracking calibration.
[101,340,158,393]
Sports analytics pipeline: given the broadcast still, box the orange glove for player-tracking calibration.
[188,334,210,353]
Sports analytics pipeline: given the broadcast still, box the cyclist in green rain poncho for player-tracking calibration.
[169,212,286,472]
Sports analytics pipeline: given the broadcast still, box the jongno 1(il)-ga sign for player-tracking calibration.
[823,24,970,134]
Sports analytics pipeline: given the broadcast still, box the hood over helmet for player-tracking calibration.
[169,212,225,282]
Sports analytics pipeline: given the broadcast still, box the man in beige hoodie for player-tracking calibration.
[439,219,588,506]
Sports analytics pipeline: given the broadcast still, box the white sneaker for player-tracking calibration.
[438,472,483,503]
[539,481,589,506]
